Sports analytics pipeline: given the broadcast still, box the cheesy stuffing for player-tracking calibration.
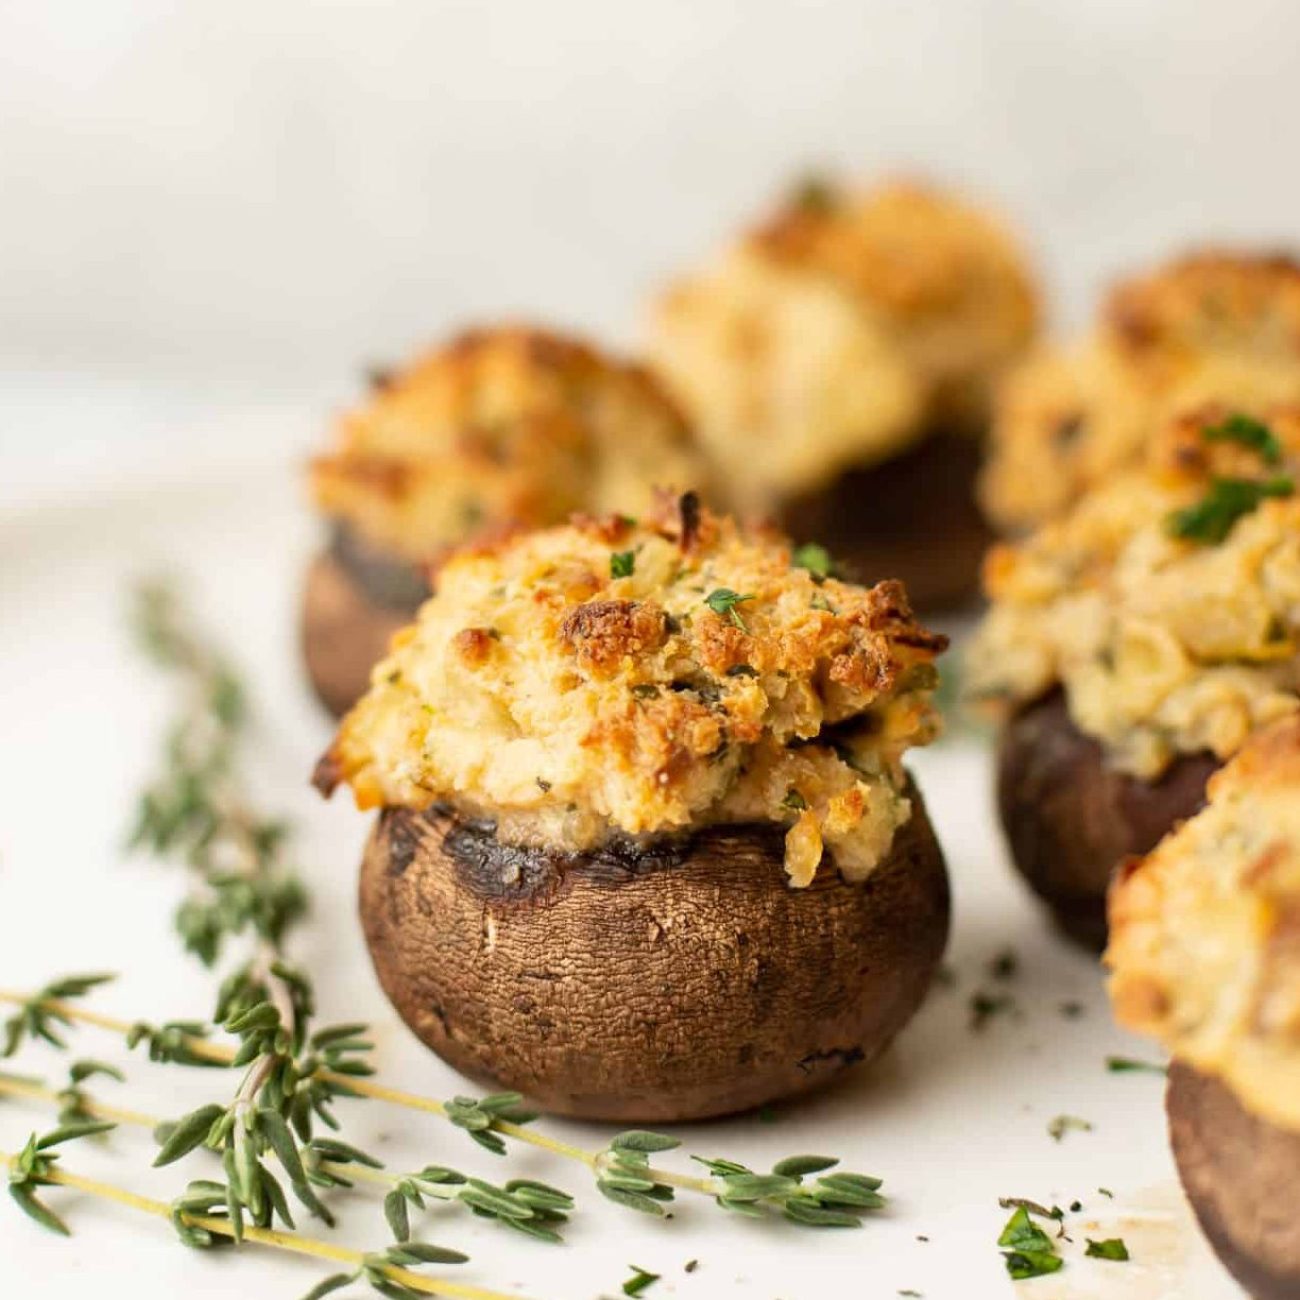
[982,251,1300,532]
[310,327,708,564]
[1108,715,1300,1133]
[967,406,1300,777]
[648,180,1038,512]
[318,498,946,885]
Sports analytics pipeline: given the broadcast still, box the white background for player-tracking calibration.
[2,0,1300,469]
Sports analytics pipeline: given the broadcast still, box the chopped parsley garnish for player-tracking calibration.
[610,550,636,579]
[726,663,759,677]
[792,541,833,579]
[1202,412,1282,464]
[998,1206,1064,1280]
[622,1265,660,1296]
[988,948,1019,981]
[704,588,755,631]
[781,787,809,813]
[1086,1238,1130,1262]
[1106,1055,1167,1075]
[1167,475,1293,544]
[969,990,1017,1031]
[1047,1114,1093,1142]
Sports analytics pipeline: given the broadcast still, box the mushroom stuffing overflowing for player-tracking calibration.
[317,497,951,1121]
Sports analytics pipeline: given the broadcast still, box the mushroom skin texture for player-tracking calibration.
[997,691,1218,948]
[359,782,949,1123]
[780,430,992,611]
[1167,1062,1300,1300]
[301,530,431,717]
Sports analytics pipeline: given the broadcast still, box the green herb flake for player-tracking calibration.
[1167,475,1293,544]
[623,1265,660,1296]
[726,663,759,678]
[1086,1237,1130,1262]
[1047,1115,1093,1142]
[1106,1056,1167,1076]
[703,588,756,631]
[610,551,636,579]
[781,787,809,813]
[1202,412,1282,464]
[792,542,833,579]
[998,1206,1064,1281]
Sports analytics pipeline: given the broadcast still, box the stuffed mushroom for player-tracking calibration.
[967,404,1300,946]
[304,326,708,715]
[648,179,1039,610]
[315,496,950,1122]
[981,250,1300,534]
[1108,716,1300,1300]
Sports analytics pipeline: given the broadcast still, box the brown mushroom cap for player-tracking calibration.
[1167,1061,1300,1300]
[780,429,992,611]
[997,691,1218,948]
[301,540,427,718]
[359,779,949,1123]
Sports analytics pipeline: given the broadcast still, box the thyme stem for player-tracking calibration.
[0,991,718,1196]
[0,1149,524,1300]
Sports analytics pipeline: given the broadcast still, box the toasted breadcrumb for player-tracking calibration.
[649,179,1038,512]
[319,498,946,885]
[311,326,708,563]
[967,404,1300,776]
[1107,715,1300,1133]
[982,251,1300,531]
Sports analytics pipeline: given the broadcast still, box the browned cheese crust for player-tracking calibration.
[359,783,949,1122]
[649,178,1038,522]
[310,325,708,565]
[982,250,1300,531]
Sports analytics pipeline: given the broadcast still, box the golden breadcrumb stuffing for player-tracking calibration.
[982,251,1300,532]
[967,405,1300,776]
[310,326,708,564]
[1107,715,1300,1133]
[648,179,1038,511]
[318,497,946,885]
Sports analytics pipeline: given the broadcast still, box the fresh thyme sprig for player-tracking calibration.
[2,1144,522,1300]
[1,1073,573,1245]
[594,1132,886,1227]
[2,972,114,1058]
[6,1120,118,1235]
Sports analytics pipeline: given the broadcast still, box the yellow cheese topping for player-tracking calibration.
[310,326,708,564]
[1108,715,1300,1134]
[648,179,1038,512]
[318,498,946,885]
[982,251,1300,532]
[967,405,1300,777]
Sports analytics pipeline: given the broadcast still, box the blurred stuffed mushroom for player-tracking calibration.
[303,326,708,715]
[967,404,1300,946]
[649,178,1039,609]
[1108,717,1300,1300]
[981,250,1300,533]
[315,497,950,1122]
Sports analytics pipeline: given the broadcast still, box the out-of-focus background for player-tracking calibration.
[2,0,1298,497]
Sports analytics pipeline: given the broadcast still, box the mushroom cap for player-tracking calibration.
[359,781,949,1122]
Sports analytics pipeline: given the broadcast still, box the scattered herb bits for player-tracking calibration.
[1047,1114,1093,1142]
[998,1206,1064,1280]
[610,550,636,579]
[622,1265,660,1296]
[703,587,756,631]
[1086,1237,1130,1262]
[1201,412,1282,464]
[1167,475,1293,545]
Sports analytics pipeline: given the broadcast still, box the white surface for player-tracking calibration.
[2,0,1300,395]
[0,457,1243,1298]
